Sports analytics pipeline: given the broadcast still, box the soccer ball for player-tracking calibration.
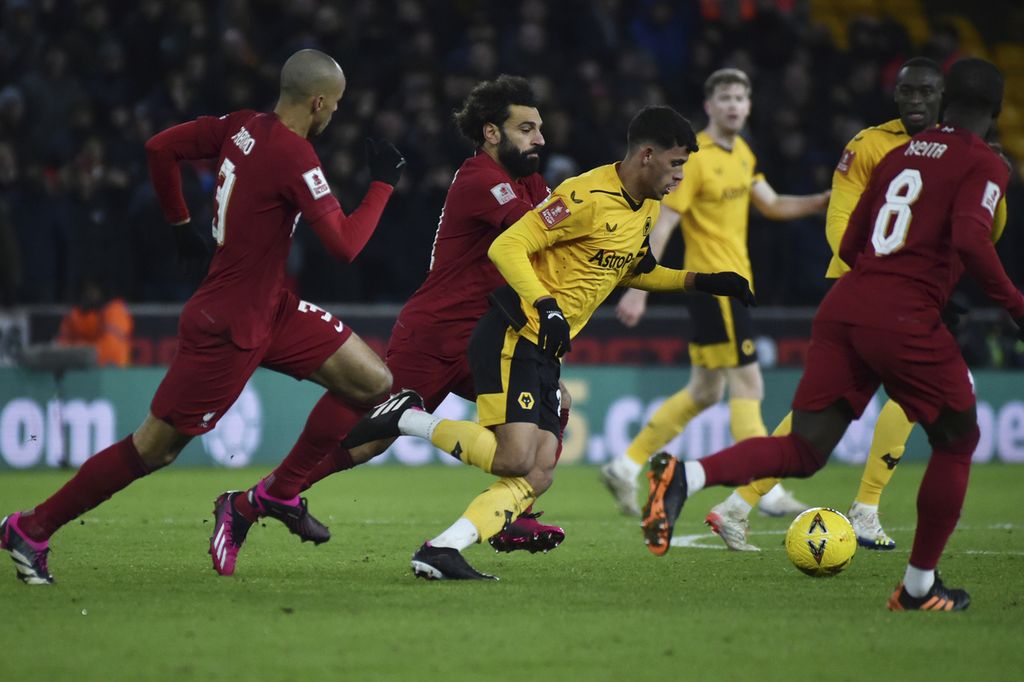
[785,507,857,577]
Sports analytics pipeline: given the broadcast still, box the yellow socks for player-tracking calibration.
[856,399,913,506]
[626,388,704,466]
[735,408,790,507]
[430,420,497,474]
[463,477,536,541]
[728,398,767,441]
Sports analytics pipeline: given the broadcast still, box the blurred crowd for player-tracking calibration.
[0,0,1022,314]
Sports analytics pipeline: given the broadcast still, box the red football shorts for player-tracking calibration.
[792,320,975,425]
[386,325,476,412]
[152,291,352,435]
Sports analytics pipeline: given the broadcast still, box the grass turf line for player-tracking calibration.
[1,463,1022,681]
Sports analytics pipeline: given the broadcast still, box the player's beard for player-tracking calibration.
[497,135,540,179]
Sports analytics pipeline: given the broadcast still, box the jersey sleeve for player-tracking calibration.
[749,149,766,186]
[278,145,342,224]
[145,110,254,223]
[825,132,881,277]
[487,189,596,304]
[838,164,883,269]
[951,153,1024,318]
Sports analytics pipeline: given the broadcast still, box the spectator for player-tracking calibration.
[56,279,133,367]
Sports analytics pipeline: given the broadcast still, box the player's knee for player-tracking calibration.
[689,381,724,407]
[925,406,979,453]
[344,362,392,406]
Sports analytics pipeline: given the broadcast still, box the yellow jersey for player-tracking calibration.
[662,129,764,284]
[826,118,1007,278]
[488,163,688,344]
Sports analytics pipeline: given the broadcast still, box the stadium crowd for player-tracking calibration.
[0,0,1021,315]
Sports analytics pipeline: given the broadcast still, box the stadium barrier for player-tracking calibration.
[1,366,1022,470]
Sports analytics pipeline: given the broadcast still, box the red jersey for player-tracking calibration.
[147,110,391,349]
[391,152,549,358]
[819,125,1024,333]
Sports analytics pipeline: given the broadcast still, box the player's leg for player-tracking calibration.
[225,298,391,557]
[490,380,570,553]
[849,398,914,549]
[2,327,256,583]
[604,293,740,514]
[870,330,976,611]
[342,309,545,479]
[886,405,976,611]
[641,320,874,555]
[299,340,471,489]
[412,423,557,580]
[600,366,723,515]
[706,407,794,550]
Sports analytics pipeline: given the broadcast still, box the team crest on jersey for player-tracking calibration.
[643,216,652,236]
[490,182,516,205]
[540,198,570,228]
[981,181,1000,217]
[302,167,331,199]
[836,148,855,175]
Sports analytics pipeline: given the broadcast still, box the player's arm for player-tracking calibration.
[487,210,568,306]
[838,172,881,269]
[145,113,248,224]
[952,160,1024,324]
[309,184,393,263]
[621,257,756,306]
[306,138,404,263]
[488,199,590,358]
[750,180,830,220]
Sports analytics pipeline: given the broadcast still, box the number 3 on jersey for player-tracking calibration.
[212,158,237,246]
[871,168,922,256]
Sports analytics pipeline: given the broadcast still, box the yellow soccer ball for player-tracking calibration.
[785,507,857,577]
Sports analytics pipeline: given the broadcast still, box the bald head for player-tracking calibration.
[279,49,345,103]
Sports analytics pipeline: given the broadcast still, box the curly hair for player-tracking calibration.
[453,75,538,146]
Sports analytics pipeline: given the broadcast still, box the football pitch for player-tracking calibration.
[2,462,1022,681]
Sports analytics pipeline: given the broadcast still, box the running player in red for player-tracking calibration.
[0,49,406,584]
[641,58,1024,611]
[289,76,570,571]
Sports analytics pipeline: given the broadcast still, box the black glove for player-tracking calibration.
[941,299,968,331]
[535,298,571,358]
[693,272,756,307]
[365,137,406,186]
[171,222,210,272]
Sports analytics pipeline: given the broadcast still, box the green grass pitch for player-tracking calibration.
[2,462,1022,681]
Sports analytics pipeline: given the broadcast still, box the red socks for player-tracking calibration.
[20,435,150,541]
[910,425,979,570]
[263,392,364,500]
[300,446,356,492]
[700,434,824,487]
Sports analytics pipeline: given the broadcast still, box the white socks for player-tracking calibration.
[610,455,643,480]
[398,409,442,440]
[683,461,706,497]
[723,490,753,515]
[849,501,878,515]
[760,483,787,505]
[903,565,936,598]
[429,518,480,552]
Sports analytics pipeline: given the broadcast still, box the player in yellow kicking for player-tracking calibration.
[602,68,829,522]
[343,106,754,580]
[692,57,1005,552]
